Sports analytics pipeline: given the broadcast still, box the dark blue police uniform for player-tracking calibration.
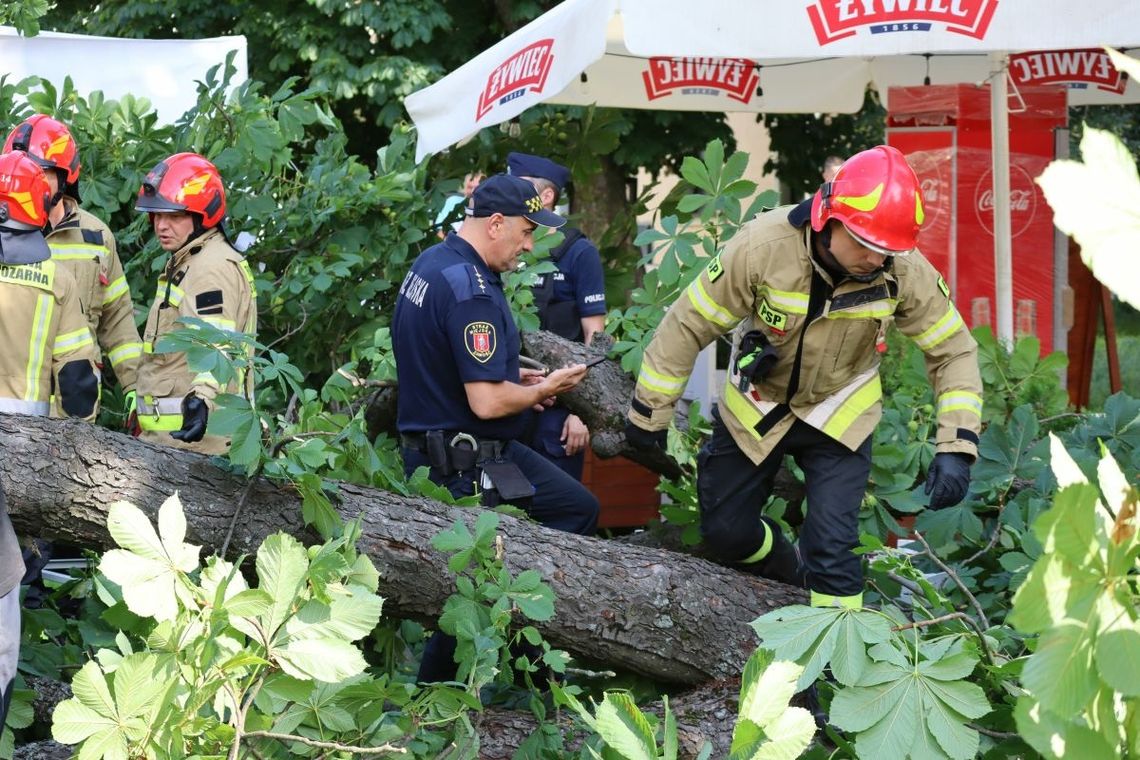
[392,177,599,681]
[507,152,608,481]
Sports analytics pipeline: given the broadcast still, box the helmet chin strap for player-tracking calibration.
[816,224,887,283]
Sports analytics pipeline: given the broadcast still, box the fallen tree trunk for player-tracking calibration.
[2,413,805,686]
[21,677,743,759]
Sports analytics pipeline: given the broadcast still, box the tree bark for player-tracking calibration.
[1,413,805,686]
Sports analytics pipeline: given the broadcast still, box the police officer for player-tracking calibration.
[625,145,982,615]
[5,116,144,413]
[133,153,257,454]
[393,173,599,682]
[0,150,99,418]
[507,152,606,480]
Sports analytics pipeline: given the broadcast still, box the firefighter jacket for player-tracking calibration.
[0,257,99,419]
[135,228,257,454]
[47,198,143,391]
[629,204,983,465]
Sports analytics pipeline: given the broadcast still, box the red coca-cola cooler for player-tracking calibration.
[886,84,1068,353]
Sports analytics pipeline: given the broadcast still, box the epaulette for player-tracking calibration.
[81,229,105,247]
[442,262,492,302]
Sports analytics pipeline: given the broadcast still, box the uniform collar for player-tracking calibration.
[443,233,502,286]
[47,197,82,235]
[166,227,222,271]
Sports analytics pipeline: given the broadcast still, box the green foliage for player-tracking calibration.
[0,0,50,35]
[51,495,406,758]
[1010,435,1140,758]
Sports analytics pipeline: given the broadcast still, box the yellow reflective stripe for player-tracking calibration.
[107,342,143,367]
[938,390,983,418]
[200,316,237,331]
[739,521,775,564]
[25,294,54,402]
[722,381,763,434]
[821,375,882,439]
[102,276,129,305]
[50,243,106,260]
[636,365,688,396]
[761,287,809,315]
[138,414,183,432]
[810,591,863,609]
[836,183,883,212]
[156,280,186,307]
[686,277,738,328]
[827,300,897,319]
[913,305,965,350]
[53,328,94,355]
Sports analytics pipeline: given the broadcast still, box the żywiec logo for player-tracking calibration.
[807,0,998,46]
[477,39,555,120]
[642,58,759,104]
[1009,49,1126,94]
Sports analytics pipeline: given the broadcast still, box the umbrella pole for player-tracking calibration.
[990,52,1014,346]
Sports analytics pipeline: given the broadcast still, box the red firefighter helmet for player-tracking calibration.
[0,150,53,229]
[810,145,924,255]
[135,152,226,229]
[3,114,82,186]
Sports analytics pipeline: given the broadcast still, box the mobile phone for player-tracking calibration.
[584,356,607,368]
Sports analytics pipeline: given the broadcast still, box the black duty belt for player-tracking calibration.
[401,430,506,473]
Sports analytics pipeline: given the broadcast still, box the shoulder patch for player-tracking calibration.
[937,276,950,299]
[706,255,725,283]
[81,229,105,247]
[196,289,224,314]
[757,298,788,332]
[464,321,496,363]
[443,263,492,302]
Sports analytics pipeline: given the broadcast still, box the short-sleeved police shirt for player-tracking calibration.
[542,236,606,317]
[393,234,524,440]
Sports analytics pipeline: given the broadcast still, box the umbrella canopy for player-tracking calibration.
[404,0,1140,342]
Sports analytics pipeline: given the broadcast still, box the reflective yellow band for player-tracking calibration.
[200,317,236,331]
[760,287,809,315]
[739,521,775,564]
[50,243,107,260]
[821,374,882,439]
[102,276,129,305]
[53,328,94,355]
[107,342,143,367]
[810,591,863,609]
[138,413,183,432]
[836,183,883,212]
[722,381,762,435]
[636,364,688,396]
[914,305,965,350]
[938,390,983,417]
[156,280,186,307]
[25,293,54,401]
[686,277,737,329]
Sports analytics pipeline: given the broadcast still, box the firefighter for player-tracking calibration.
[0,150,99,419]
[625,145,982,613]
[507,152,606,480]
[133,153,257,454]
[5,115,144,414]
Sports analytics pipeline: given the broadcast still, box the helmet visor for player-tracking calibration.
[846,224,914,257]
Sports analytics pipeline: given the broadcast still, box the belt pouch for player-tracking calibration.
[448,439,478,472]
[480,460,535,502]
[425,430,454,477]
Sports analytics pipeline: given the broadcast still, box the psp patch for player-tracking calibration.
[758,298,788,333]
[937,276,950,299]
[464,321,496,363]
[706,255,725,283]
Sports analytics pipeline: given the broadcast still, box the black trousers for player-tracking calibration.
[697,408,871,598]
[403,439,599,682]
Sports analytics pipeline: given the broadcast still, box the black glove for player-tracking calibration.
[735,330,778,392]
[924,452,972,510]
[171,395,209,443]
[624,420,667,452]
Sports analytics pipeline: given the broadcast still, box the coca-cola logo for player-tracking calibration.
[900,149,949,233]
[973,165,1037,237]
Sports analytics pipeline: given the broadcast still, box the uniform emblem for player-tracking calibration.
[758,299,788,333]
[706,255,725,283]
[465,321,496,363]
[937,276,950,299]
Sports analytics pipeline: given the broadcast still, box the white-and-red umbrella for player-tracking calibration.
[405,0,1140,343]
